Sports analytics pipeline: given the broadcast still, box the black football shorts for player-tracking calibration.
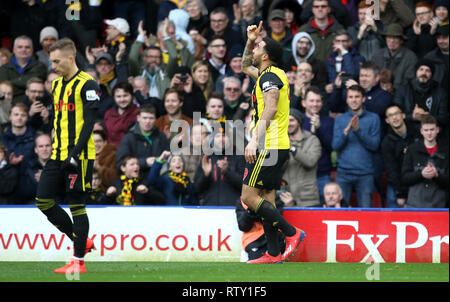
[36,159,94,202]
[242,149,289,190]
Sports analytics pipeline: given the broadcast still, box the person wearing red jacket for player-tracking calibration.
[103,82,138,148]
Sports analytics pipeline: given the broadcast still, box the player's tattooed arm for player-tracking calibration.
[242,40,259,80]
[242,21,263,80]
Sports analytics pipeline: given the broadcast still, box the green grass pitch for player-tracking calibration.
[0,262,448,282]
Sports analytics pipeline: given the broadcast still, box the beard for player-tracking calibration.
[252,55,262,68]
[288,125,300,136]
[146,65,158,75]
[297,48,308,59]
[418,75,430,83]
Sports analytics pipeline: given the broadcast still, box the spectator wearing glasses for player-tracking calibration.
[325,29,365,88]
[216,44,255,97]
[405,1,439,59]
[298,0,344,63]
[203,7,244,52]
[348,1,385,61]
[222,76,250,122]
[206,36,232,84]
[286,32,328,92]
[381,105,420,208]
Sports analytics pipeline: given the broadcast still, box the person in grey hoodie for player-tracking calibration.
[168,8,195,55]
[284,31,328,91]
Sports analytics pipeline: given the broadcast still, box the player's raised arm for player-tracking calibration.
[242,21,263,80]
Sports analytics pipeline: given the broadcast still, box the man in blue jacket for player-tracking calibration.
[332,85,381,208]
[329,61,392,127]
[0,102,37,204]
[325,29,365,86]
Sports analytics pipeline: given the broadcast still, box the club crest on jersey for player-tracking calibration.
[243,168,248,181]
[67,88,72,97]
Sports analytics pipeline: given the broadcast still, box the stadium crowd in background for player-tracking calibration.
[0,0,448,209]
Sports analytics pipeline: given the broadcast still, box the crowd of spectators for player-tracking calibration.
[0,0,448,209]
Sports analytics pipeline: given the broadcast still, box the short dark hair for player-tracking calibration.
[138,103,156,116]
[262,37,283,66]
[360,61,381,75]
[207,91,225,105]
[93,130,107,141]
[347,84,365,96]
[144,46,162,56]
[421,114,438,126]
[210,6,229,17]
[385,104,403,115]
[163,88,182,103]
[119,154,138,167]
[334,29,351,40]
[113,81,134,96]
[208,35,226,46]
[304,86,322,100]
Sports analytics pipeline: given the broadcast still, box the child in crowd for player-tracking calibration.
[87,168,109,204]
[148,150,198,206]
[106,154,165,205]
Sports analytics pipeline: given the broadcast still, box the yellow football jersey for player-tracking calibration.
[250,66,290,149]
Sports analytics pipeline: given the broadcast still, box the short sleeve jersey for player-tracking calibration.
[250,66,290,149]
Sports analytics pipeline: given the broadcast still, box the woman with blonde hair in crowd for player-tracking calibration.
[191,60,214,101]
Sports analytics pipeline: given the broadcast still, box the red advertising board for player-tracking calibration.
[283,209,449,263]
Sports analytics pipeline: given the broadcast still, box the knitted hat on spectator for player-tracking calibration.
[229,44,243,61]
[105,18,130,35]
[436,24,449,36]
[289,108,304,125]
[415,58,435,75]
[434,0,449,10]
[40,26,59,43]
